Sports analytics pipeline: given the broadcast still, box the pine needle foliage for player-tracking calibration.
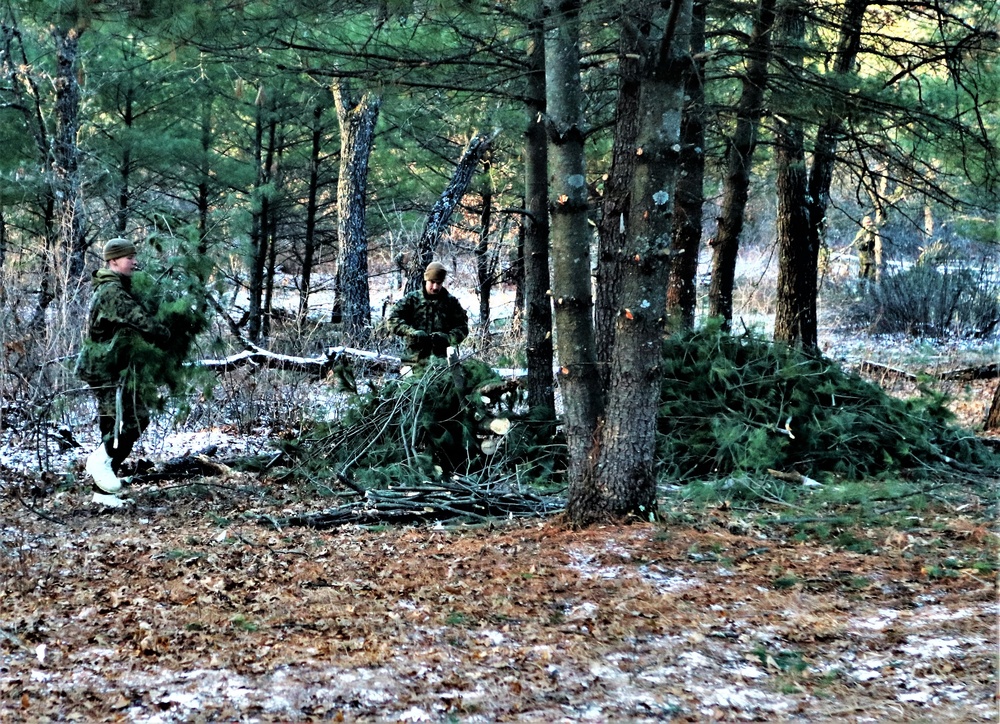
[657,320,996,482]
[279,358,565,492]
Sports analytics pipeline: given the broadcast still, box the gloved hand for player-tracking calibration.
[409,330,430,354]
[431,332,450,357]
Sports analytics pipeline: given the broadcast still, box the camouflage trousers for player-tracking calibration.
[92,383,152,474]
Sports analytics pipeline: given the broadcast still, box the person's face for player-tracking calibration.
[109,254,138,276]
[424,279,443,295]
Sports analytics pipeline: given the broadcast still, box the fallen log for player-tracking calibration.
[857,360,917,381]
[129,445,262,483]
[197,345,401,376]
[859,360,1000,383]
[936,363,1000,382]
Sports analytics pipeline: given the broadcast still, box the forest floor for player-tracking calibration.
[0,483,996,723]
[1,329,998,723]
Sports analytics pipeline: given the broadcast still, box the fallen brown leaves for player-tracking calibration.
[1,481,997,723]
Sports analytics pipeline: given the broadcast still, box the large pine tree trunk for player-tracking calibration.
[522,3,555,415]
[405,132,498,293]
[543,0,601,488]
[667,0,707,330]
[568,0,694,525]
[708,0,776,325]
[772,3,816,349]
[262,145,283,340]
[333,81,380,347]
[595,8,649,391]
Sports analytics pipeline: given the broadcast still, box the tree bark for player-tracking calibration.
[197,92,213,255]
[332,81,380,347]
[595,7,650,391]
[116,69,133,236]
[523,3,555,415]
[806,0,868,284]
[0,207,7,278]
[262,142,282,340]
[667,0,707,330]
[568,0,693,525]
[543,0,601,488]
[299,103,325,322]
[52,24,87,288]
[475,154,494,340]
[247,100,275,343]
[986,382,1000,432]
[772,2,816,349]
[708,0,776,325]
[405,131,499,293]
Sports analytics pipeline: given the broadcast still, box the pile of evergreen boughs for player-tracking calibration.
[657,321,996,482]
[281,322,993,503]
[279,358,564,492]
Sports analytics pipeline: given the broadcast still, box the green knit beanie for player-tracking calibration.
[424,261,447,282]
[103,238,136,261]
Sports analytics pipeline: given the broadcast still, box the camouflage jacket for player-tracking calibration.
[387,287,469,362]
[75,269,170,385]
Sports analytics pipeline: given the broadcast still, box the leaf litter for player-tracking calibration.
[1,474,996,723]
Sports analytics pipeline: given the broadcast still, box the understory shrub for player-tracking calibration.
[844,264,1000,338]
[657,320,995,481]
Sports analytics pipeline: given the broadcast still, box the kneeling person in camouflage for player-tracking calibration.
[387,261,469,365]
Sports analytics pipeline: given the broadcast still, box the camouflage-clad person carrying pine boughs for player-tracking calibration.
[387,261,469,365]
[76,238,170,507]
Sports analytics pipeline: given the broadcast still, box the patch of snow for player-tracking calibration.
[938,684,969,701]
[898,690,932,704]
[398,706,432,721]
[698,684,792,713]
[636,666,680,685]
[589,662,628,684]
[567,551,622,580]
[566,602,599,621]
[478,630,505,646]
[569,548,699,594]
[851,668,882,682]
[850,608,899,630]
[900,637,964,659]
[678,651,712,668]
[910,605,990,623]
[637,564,699,593]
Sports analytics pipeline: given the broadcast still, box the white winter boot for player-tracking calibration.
[86,443,121,494]
[91,491,130,508]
